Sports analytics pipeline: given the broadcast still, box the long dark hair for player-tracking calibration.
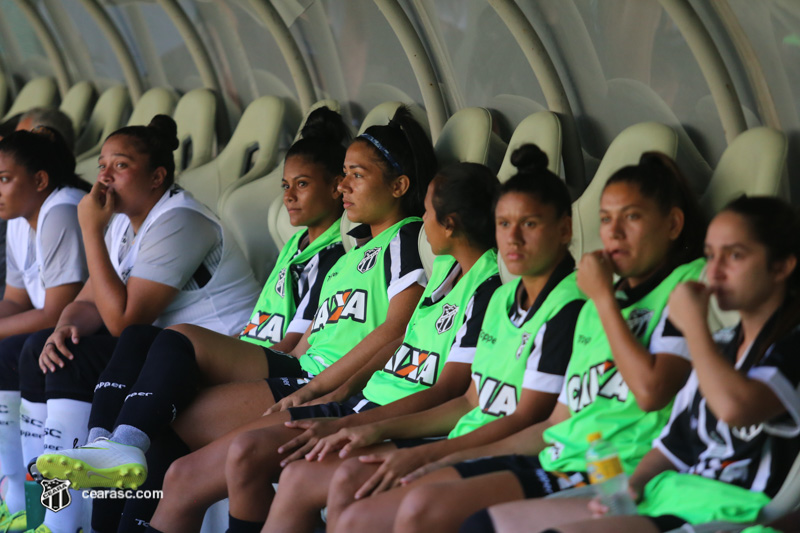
[605,151,705,268]
[0,128,91,192]
[723,195,800,365]
[107,115,180,187]
[432,162,499,250]
[354,106,437,217]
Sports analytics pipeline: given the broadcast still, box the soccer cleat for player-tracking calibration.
[0,509,26,533]
[35,438,147,490]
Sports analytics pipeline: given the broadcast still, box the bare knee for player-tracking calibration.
[279,458,314,493]
[226,430,279,484]
[395,485,445,533]
[162,455,198,505]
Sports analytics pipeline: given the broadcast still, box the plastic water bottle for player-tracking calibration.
[585,432,638,515]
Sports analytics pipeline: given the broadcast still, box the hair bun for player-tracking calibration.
[300,107,351,145]
[148,114,179,151]
[511,144,549,174]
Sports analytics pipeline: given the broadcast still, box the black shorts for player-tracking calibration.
[393,436,446,448]
[454,454,589,499]
[288,392,379,421]
[265,376,312,401]
[262,347,305,378]
[647,515,687,532]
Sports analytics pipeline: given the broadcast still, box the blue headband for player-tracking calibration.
[358,133,403,174]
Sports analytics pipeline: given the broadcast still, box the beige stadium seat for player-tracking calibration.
[59,81,98,136]
[433,107,506,172]
[700,127,788,216]
[179,95,289,210]
[3,77,59,120]
[497,111,562,182]
[126,86,178,126]
[173,88,218,174]
[570,122,678,260]
[216,100,336,283]
[74,86,131,181]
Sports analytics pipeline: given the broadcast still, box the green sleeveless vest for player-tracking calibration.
[299,218,421,376]
[449,272,584,439]
[362,249,499,405]
[239,220,342,348]
[539,258,705,474]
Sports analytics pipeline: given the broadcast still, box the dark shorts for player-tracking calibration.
[262,347,306,378]
[393,436,446,449]
[454,454,589,499]
[648,515,688,532]
[288,392,379,421]
[265,375,312,401]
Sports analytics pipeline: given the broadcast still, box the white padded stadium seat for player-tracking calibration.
[173,88,218,174]
[59,81,98,137]
[496,111,562,182]
[74,86,131,182]
[570,122,678,260]
[433,107,506,172]
[126,87,178,127]
[700,127,789,216]
[2,77,59,121]
[179,95,289,210]
[216,100,337,283]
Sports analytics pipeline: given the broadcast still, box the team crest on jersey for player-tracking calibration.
[357,247,381,273]
[731,423,764,442]
[626,308,653,338]
[311,289,368,332]
[384,343,440,386]
[515,333,532,360]
[241,312,285,343]
[474,372,518,417]
[565,360,628,412]
[435,304,459,334]
[275,268,287,298]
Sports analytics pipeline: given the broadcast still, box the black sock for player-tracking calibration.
[90,497,126,533]
[88,325,163,432]
[459,509,497,533]
[115,329,200,438]
[118,429,190,533]
[227,514,265,533]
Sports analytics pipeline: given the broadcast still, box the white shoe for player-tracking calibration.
[36,438,147,490]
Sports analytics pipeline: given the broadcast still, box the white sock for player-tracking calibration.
[41,489,84,533]
[43,399,91,453]
[0,391,25,514]
[20,399,46,467]
[40,399,91,533]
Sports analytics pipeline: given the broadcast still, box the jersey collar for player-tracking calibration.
[515,254,576,323]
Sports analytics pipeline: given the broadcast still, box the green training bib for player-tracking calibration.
[362,249,499,406]
[539,258,705,474]
[299,218,421,376]
[239,220,342,348]
[449,272,584,439]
